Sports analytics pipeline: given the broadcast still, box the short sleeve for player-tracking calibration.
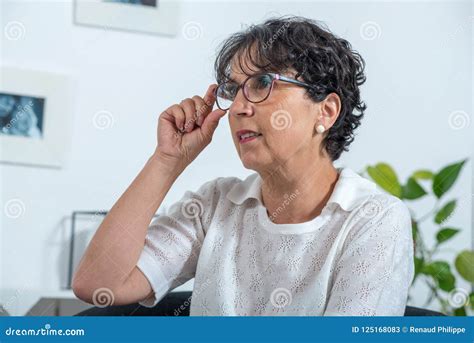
[323,198,415,316]
[136,178,219,307]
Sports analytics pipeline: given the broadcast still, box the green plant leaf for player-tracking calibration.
[422,261,448,276]
[414,256,424,278]
[453,306,467,316]
[412,169,434,180]
[435,227,460,245]
[439,274,456,292]
[455,251,474,283]
[434,200,456,225]
[432,160,467,198]
[402,177,427,200]
[470,293,474,310]
[366,163,402,198]
[422,261,456,292]
[412,220,418,242]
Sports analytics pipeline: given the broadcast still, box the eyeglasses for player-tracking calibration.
[214,72,314,111]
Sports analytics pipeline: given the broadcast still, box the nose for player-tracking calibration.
[229,91,254,117]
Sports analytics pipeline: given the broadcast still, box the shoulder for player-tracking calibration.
[183,176,247,220]
[165,176,243,228]
[359,191,410,221]
[348,190,412,241]
[192,175,244,199]
[184,176,245,228]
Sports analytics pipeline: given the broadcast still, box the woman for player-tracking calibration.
[73,16,414,316]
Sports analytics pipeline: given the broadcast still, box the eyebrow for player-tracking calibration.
[226,76,238,84]
[227,72,245,83]
[227,70,265,84]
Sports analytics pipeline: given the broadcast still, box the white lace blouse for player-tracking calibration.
[136,167,415,316]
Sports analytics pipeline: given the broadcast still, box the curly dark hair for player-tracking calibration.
[214,15,367,161]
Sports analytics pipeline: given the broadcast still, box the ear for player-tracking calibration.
[320,93,341,129]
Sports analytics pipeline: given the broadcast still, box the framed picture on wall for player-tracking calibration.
[74,0,180,37]
[0,67,73,168]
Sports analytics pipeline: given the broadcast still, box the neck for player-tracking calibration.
[259,154,339,225]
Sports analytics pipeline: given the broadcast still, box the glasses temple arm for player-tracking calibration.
[277,74,314,88]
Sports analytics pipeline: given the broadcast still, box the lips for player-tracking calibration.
[236,129,262,143]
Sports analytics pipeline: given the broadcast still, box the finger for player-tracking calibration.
[200,107,227,141]
[203,83,218,108]
[165,104,186,132]
[197,84,218,126]
[192,95,209,127]
[179,98,196,133]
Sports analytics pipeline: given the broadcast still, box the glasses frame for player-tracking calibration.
[214,72,314,111]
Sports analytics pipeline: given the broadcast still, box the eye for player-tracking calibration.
[252,74,273,89]
[221,82,239,100]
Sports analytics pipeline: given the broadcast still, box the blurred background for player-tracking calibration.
[0,0,472,316]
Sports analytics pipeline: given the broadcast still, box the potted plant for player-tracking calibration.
[361,159,473,316]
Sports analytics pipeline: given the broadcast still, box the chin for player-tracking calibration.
[241,156,270,173]
[241,159,255,169]
[240,155,259,170]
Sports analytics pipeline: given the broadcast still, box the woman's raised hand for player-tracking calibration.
[154,84,227,170]
[73,85,227,305]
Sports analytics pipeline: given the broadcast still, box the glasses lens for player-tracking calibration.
[216,82,237,110]
[245,74,273,102]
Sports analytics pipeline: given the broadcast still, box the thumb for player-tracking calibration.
[200,108,227,140]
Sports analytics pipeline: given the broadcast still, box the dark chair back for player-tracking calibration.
[404,306,446,316]
[76,291,191,316]
[76,291,446,316]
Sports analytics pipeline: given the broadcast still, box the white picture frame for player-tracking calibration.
[74,0,180,37]
[0,67,73,168]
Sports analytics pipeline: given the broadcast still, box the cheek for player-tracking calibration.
[228,116,239,149]
[253,130,291,159]
[262,119,313,157]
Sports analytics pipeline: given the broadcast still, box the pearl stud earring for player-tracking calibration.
[316,124,325,134]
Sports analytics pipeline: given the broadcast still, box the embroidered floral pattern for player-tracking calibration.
[278,236,296,253]
[249,273,264,292]
[137,172,414,316]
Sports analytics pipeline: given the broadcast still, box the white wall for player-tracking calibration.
[1,0,472,313]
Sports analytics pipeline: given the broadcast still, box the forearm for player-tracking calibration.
[72,152,184,292]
